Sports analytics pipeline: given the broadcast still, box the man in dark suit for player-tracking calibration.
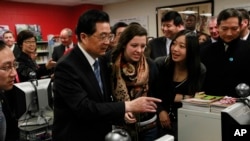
[146,11,184,60]
[0,40,19,141]
[52,28,75,62]
[2,30,21,58]
[201,8,250,98]
[52,9,161,141]
[207,16,219,43]
[199,16,219,51]
[184,14,200,34]
[108,21,128,50]
[238,8,250,41]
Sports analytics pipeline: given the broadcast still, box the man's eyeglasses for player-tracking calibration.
[92,34,115,42]
[24,40,36,44]
[0,62,19,72]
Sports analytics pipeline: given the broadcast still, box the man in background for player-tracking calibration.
[184,14,199,34]
[0,40,19,141]
[2,30,21,58]
[207,16,219,43]
[249,11,250,30]
[52,28,75,62]
[146,11,184,60]
[108,21,128,50]
[238,8,250,41]
[199,16,219,51]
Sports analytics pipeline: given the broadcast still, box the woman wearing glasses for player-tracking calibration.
[16,30,56,82]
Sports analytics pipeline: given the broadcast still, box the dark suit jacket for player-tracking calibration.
[52,43,77,62]
[0,91,19,141]
[52,45,125,141]
[146,36,168,60]
[13,45,21,59]
[200,38,250,97]
[16,52,51,82]
[52,44,66,62]
[246,34,250,41]
[154,56,206,115]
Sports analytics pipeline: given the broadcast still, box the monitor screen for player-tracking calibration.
[13,78,52,121]
[221,96,250,141]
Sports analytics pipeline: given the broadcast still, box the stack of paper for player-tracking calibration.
[210,96,236,113]
[181,93,223,112]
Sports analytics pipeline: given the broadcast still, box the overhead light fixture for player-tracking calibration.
[200,13,212,17]
[178,10,197,14]
[159,7,173,11]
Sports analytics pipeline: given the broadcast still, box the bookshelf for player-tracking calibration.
[36,41,49,65]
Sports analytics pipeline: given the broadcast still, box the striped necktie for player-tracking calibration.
[93,60,103,94]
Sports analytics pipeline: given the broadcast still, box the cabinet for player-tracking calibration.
[178,108,221,141]
[36,41,50,65]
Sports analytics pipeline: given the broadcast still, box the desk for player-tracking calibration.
[178,108,221,141]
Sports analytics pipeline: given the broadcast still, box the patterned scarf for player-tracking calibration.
[112,53,149,102]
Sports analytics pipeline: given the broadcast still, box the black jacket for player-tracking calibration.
[52,46,125,141]
[13,45,21,59]
[16,52,51,82]
[146,36,168,60]
[201,38,250,97]
[0,91,19,141]
[154,56,206,115]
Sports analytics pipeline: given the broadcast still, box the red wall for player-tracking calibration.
[0,1,102,42]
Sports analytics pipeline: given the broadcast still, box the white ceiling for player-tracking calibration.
[6,0,128,6]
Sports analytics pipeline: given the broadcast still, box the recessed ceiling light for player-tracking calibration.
[178,10,197,14]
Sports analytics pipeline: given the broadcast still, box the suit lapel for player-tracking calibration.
[247,34,250,41]
[13,45,21,58]
[160,37,167,55]
[59,45,65,57]
[73,47,105,99]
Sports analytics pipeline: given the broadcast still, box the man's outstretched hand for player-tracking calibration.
[125,97,161,113]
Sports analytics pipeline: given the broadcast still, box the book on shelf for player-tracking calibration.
[210,96,237,113]
[181,92,223,112]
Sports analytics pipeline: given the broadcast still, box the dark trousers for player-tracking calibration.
[158,121,178,141]
[138,126,158,141]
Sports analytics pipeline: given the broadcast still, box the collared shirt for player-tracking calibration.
[9,44,15,52]
[211,38,217,43]
[241,30,250,40]
[224,43,229,52]
[77,42,97,71]
[65,42,74,51]
[166,38,172,55]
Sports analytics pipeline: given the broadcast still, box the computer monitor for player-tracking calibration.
[221,96,250,141]
[13,78,53,125]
